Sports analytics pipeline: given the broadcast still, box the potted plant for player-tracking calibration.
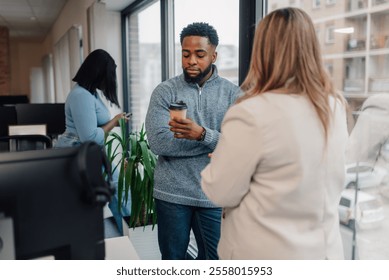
[105,118,157,229]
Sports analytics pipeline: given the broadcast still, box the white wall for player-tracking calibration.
[41,0,124,111]
[10,0,125,106]
[87,2,124,116]
[29,67,44,103]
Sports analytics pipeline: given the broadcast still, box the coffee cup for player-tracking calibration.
[169,101,187,120]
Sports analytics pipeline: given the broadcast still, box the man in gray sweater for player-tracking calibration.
[145,22,240,260]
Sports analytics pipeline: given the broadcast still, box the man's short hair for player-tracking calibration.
[180,22,219,47]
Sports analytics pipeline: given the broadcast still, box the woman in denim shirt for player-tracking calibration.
[55,49,130,235]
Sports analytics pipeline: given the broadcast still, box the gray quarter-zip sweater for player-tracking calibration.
[145,65,240,207]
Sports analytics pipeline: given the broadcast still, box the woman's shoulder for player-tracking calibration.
[227,94,276,122]
[236,92,290,111]
[230,93,309,127]
[67,85,95,102]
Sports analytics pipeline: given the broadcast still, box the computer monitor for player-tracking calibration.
[15,103,65,137]
[0,106,17,137]
[0,142,113,259]
[0,106,17,151]
[0,95,29,105]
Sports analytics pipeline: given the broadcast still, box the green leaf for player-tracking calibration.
[104,121,157,229]
[139,141,153,179]
[116,159,125,213]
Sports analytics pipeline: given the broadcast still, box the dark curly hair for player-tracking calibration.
[180,22,219,47]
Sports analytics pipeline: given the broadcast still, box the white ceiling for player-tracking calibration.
[0,0,135,39]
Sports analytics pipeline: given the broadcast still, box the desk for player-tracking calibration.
[105,236,139,260]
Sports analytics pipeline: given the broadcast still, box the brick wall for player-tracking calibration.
[0,26,10,95]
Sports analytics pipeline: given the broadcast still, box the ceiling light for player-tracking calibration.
[334,27,354,34]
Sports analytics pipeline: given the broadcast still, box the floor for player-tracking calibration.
[105,218,370,260]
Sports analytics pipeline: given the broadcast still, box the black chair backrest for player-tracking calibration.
[0,106,17,137]
[15,103,65,137]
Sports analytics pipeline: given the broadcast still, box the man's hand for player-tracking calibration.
[169,118,204,141]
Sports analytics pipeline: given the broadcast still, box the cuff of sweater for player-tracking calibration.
[202,127,219,150]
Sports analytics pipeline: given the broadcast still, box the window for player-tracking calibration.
[326,0,336,5]
[347,0,367,11]
[369,54,389,93]
[126,1,161,131]
[325,25,335,43]
[315,27,321,43]
[344,57,365,93]
[312,0,321,8]
[370,10,389,50]
[325,62,333,76]
[373,0,389,6]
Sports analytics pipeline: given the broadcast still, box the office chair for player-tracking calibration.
[0,134,52,152]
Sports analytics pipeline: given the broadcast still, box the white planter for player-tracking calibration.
[126,224,160,260]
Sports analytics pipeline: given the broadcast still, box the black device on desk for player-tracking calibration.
[0,142,113,259]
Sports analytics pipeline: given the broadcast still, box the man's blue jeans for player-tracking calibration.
[155,199,222,260]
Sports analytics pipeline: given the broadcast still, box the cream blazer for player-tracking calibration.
[201,93,348,259]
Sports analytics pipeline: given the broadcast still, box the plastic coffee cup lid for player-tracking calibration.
[169,101,187,110]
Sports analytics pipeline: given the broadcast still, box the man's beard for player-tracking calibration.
[183,63,213,84]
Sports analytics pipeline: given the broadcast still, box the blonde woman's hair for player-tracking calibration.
[239,7,345,140]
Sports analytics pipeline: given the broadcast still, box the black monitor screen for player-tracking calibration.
[0,106,17,137]
[0,142,111,259]
[15,103,66,137]
[0,95,29,105]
